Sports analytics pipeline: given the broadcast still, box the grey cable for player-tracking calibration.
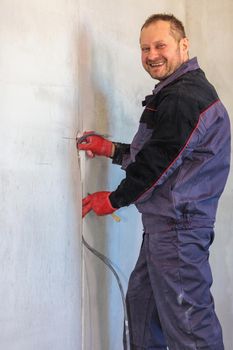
[77,132,130,349]
[82,235,130,350]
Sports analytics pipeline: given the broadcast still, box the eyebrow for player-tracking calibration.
[140,40,166,47]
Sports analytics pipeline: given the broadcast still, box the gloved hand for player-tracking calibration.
[82,191,116,218]
[77,131,114,158]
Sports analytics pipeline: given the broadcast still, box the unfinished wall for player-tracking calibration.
[0,1,81,349]
[0,1,232,350]
[186,2,233,350]
[79,1,233,350]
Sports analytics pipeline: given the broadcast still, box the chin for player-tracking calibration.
[148,69,167,81]
[150,73,164,81]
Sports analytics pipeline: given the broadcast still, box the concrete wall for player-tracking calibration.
[0,1,232,350]
[0,1,81,349]
[187,2,233,349]
[79,1,233,350]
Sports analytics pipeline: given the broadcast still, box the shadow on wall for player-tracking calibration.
[78,24,115,350]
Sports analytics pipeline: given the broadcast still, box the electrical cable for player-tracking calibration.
[82,235,130,350]
[76,132,131,350]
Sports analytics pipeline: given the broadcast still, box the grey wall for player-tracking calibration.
[187,2,233,347]
[79,1,233,350]
[0,1,82,349]
[0,1,232,350]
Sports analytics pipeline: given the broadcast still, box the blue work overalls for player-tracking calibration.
[114,58,231,349]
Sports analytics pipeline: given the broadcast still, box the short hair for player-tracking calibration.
[141,13,186,42]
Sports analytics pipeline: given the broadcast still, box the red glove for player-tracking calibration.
[77,131,113,158]
[82,191,116,218]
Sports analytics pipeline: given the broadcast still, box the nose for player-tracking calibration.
[147,47,159,61]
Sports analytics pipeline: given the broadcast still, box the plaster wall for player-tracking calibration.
[187,3,233,350]
[79,1,233,350]
[0,1,81,349]
[0,1,232,350]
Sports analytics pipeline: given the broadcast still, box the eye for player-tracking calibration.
[157,44,166,49]
[141,47,150,53]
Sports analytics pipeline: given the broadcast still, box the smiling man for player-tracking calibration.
[140,18,189,80]
[78,14,230,350]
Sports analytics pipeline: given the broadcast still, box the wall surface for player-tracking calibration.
[187,3,233,349]
[0,1,232,350]
[79,1,233,350]
[0,1,81,349]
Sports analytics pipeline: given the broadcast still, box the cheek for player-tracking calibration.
[141,55,147,66]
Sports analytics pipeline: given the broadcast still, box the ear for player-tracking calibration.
[180,37,189,54]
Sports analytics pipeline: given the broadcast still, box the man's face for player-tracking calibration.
[140,21,189,81]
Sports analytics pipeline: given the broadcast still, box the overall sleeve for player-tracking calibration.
[109,90,203,208]
[111,142,131,165]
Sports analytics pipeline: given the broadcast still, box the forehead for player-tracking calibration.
[140,21,174,44]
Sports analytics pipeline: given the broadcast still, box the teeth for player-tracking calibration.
[150,62,164,67]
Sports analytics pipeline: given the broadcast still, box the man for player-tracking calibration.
[78,14,230,350]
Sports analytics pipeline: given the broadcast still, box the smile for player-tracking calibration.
[148,61,165,68]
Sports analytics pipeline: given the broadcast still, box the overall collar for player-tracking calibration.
[152,57,200,95]
[142,57,200,106]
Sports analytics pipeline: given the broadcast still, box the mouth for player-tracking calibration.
[148,61,165,68]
